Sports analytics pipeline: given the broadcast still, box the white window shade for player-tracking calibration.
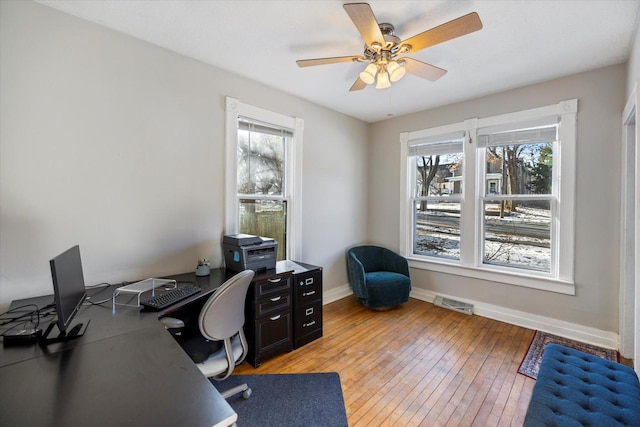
[478,115,558,134]
[408,131,465,156]
[478,114,558,147]
[478,125,557,147]
[238,117,294,137]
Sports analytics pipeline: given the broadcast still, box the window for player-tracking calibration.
[237,119,290,260]
[400,100,577,294]
[478,123,557,273]
[225,97,303,261]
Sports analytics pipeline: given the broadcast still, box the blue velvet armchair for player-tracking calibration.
[347,245,411,309]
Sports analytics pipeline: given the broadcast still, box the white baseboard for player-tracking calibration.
[321,285,619,351]
[323,283,353,305]
[409,288,620,351]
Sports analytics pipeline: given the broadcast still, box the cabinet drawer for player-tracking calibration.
[294,302,322,336]
[256,310,292,354]
[255,275,291,298]
[256,292,291,318]
[294,271,321,303]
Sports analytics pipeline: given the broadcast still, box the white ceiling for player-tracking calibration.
[38,0,640,123]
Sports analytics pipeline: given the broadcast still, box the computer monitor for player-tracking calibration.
[41,245,90,344]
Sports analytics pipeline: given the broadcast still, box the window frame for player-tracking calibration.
[400,100,577,295]
[225,97,304,260]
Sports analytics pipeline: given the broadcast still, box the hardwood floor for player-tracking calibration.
[235,296,537,426]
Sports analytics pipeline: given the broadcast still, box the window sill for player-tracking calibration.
[407,257,575,295]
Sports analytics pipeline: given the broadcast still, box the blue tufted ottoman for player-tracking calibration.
[524,343,640,426]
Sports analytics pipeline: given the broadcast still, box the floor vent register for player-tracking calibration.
[433,295,474,315]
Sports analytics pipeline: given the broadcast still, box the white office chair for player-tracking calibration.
[162,269,255,400]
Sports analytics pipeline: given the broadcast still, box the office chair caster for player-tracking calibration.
[242,388,252,399]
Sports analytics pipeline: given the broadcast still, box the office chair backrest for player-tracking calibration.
[198,269,254,342]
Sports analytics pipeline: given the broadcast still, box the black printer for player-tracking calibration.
[223,234,278,273]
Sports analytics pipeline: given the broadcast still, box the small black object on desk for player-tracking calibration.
[2,328,42,346]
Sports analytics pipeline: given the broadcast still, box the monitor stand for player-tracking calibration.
[39,319,90,345]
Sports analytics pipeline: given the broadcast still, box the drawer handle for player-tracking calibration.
[303,290,316,297]
[269,314,281,321]
[269,296,282,302]
[268,277,282,283]
[303,320,316,328]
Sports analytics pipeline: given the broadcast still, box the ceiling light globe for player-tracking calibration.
[387,61,406,82]
[376,70,391,89]
[359,63,377,85]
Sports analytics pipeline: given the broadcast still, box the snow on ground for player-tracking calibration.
[415,203,551,272]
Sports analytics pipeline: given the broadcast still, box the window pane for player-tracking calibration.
[237,129,286,196]
[483,200,551,272]
[415,152,463,197]
[239,199,286,261]
[486,142,552,195]
[414,200,460,260]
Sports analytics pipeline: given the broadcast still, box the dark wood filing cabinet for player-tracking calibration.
[242,261,323,367]
[291,262,323,349]
[244,270,293,367]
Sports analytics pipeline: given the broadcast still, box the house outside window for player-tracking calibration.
[225,97,303,261]
[400,100,577,294]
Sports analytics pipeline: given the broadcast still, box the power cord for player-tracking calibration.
[0,281,130,342]
[84,281,130,306]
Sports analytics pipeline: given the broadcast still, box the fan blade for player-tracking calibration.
[399,12,482,54]
[400,57,447,81]
[343,3,385,47]
[349,77,367,92]
[296,56,360,67]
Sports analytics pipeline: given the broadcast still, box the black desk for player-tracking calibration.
[0,271,237,427]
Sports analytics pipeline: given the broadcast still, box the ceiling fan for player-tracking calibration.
[296,2,482,91]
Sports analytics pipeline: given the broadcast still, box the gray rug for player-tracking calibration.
[518,330,618,379]
[213,372,348,426]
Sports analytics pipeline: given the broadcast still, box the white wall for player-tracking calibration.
[626,18,640,97]
[0,1,369,311]
[369,64,626,333]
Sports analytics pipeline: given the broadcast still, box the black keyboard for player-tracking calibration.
[141,285,201,310]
